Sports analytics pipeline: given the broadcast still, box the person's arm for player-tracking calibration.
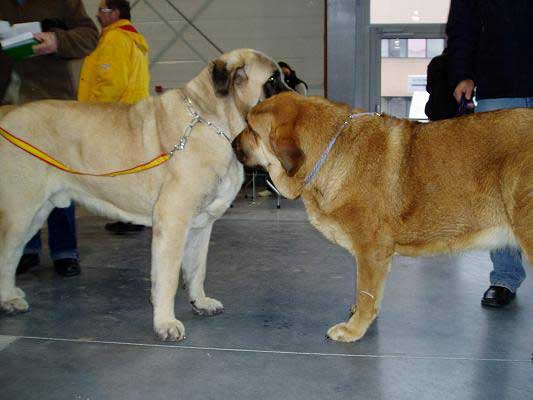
[446,0,480,103]
[33,0,98,58]
[85,32,130,103]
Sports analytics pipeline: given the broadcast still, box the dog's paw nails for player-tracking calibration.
[191,297,224,316]
[154,319,185,341]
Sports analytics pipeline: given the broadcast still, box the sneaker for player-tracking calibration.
[16,253,40,275]
[105,221,146,234]
[54,258,81,277]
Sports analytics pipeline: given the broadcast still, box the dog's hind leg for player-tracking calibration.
[0,200,54,314]
[327,240,393,342]
[182,222,224,316]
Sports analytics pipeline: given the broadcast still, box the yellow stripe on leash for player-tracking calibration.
[0,126,170,177]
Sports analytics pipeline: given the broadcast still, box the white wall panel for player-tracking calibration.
[82,0,324,95]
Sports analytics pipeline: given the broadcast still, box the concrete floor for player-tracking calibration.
[1,194,532,400]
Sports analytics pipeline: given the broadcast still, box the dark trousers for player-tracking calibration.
[24,203,79,261]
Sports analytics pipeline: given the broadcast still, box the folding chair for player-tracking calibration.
[242,168,282,208]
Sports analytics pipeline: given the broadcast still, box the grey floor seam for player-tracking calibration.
[3,335,531,364]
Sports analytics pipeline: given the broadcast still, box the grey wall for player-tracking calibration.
[82,0,324,95]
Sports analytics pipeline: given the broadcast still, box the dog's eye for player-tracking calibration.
[268,75,276,82]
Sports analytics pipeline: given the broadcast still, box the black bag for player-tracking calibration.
[424,53,458,121]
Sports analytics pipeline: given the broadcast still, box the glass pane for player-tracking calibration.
[426,38,445,58]
[388,39,407,58]
[408,39,426,58]
[381,39,389,58]
[371,0,450,24]
[380,36,444,120]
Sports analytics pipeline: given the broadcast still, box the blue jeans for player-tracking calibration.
[24,203,79,261]
[475,97,531,292]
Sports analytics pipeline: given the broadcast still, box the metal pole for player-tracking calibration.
[163,0,223,55]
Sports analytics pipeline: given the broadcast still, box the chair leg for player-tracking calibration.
[252,170,257,202]
[242,175,252,199]
[266,179,281,209]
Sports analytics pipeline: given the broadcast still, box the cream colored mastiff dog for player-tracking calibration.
[233,92,532,342]
[0,49,288,341]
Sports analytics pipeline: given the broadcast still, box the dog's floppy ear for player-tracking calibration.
[211,59,248,97]
[211,60,231,96]
[270,123,305,177]
[248,96,305,177]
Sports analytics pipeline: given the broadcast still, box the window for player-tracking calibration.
[426,38,445,58]
[381,39,389,58]
[371,0,450,24]
[407,38,426,58]
[388,39,407,58]
[382,38,445,58]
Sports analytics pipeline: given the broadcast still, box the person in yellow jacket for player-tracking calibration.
[78,0,149,104]
[79,0,150,234]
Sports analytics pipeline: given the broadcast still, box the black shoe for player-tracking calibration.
[105,221,146,234]
[481,285,516,308]
[54,258,81,277]
[16,253,40,275]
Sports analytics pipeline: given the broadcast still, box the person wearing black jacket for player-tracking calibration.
[446,0,532,307]
[424,51,457,121]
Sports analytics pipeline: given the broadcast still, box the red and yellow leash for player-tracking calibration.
[0,125,170,177]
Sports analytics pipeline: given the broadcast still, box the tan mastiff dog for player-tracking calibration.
[233,92,532,342]
[0,49,288,341]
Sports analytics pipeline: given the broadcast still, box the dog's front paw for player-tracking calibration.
[326,322,365,342]
[154,318,186,341]
[191,297,224,316]
[1,297,29,315]
[1,287,29,315]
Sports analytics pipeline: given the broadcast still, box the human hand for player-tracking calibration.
[453,79,475,104]
[32,32,58,55]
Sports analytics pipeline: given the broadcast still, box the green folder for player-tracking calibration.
[1,35,39,61]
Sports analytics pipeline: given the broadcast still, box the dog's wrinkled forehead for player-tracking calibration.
[252,53,290,98]
[211,49,289,98]
[243,51,289,97]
